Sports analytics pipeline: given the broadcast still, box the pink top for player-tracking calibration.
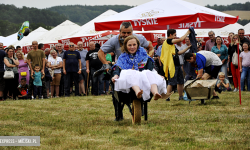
[18,59,29,73]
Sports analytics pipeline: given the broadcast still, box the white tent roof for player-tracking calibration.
[1,33,18,47]
[36,20,80,44]
[12,27,48,47]
[244,22,250,34]
[61,10,117,39]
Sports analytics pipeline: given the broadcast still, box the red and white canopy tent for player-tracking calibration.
[95,0,238,31]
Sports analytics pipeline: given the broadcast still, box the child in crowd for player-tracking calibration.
[103,53,112,95]
[18,78,29,99]
[31,64,45,99]
[216,72,231,91]
[239,42,250,91]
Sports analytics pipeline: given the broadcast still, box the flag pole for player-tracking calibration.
[237,43,241,105]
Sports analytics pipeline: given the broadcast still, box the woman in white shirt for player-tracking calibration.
[48,50,63,98]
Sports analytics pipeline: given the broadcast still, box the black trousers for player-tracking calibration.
[59,72,64,96]
[27,76,47,98]
[64,72,79,96]
[4,73,19,100]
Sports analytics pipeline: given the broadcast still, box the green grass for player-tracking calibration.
[0,91,250,149]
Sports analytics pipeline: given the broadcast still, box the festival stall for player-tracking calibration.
[1,33,18,47]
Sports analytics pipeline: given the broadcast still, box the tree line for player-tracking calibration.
[206,2,250,11]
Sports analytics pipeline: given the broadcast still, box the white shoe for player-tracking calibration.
[31,96,34,99]
[233,88,238,92]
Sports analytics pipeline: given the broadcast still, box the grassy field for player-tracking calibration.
[0,91,249,149]
[223,11,250,20]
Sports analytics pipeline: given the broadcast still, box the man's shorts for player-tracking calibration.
[168,66,184,85]
[0,72,5,91]
[204,65,222,79]
[79,69,87,82]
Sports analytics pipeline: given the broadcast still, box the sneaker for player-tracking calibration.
[212,96,220,99]
[31,96,34,99]
[233,88,238,92]
[179,96,184,100]
[166,98,170,101]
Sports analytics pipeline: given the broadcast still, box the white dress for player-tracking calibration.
[114,69,167,101]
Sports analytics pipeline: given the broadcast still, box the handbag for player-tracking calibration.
[232,45,242,66]
[21,72,27,76]
[4,70,14,79]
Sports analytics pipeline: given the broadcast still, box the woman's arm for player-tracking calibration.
[4,58,16,68]
[12,58,19,66]
[239,57,243,72]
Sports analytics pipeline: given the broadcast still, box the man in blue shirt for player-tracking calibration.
[63,42,81,97]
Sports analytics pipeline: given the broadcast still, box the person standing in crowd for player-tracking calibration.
[38,43,45,51]
[16,46,22,51]
[176,37,185,67]
[63,42,81,97]
[77,41,88,96]
[238,29,250,47]
[211,36,228,79]
[48,50,62,98]
[97,22,154,121]
[0,43,5,101]
[156,37,166,75]
[205,31,224,51]
[4,48,20,100]
[32,64,45,99]
[16,50,29,84]
[44,48,50,59]
[86,42,103,96]
[184,51,222,99]
[154,38,162,51]
[239,42,250,91]
[228,34,242,92]
[160,29,191,101]
[27,41,47,99]
[56,43,65,96]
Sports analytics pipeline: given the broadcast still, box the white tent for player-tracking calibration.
[244,22,250,34]
[61,9,118,40]
[12,27,48,47]
[36,20,80,44]
[1,33,18,47]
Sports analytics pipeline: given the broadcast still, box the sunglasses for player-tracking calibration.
[69,45,74,47]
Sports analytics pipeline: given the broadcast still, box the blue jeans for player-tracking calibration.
[241,67,250,91]
[220,63,228,79]
[90,68,104,95]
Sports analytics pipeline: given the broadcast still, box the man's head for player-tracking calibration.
[68,42,75,51]
[89,42,95,50]
[208,31,215,41]
[38,43,44,50]
[119,22,133,39]
[16,46,21,51]
[185,36,191,46]
[21,78,27,86]
[44,48,50,56]
[184,53,195,64]
[0,42,3,50]
[156,38,161,45]
[77,41,83,50]
[57,43,63,51]
[238,29,245,40]
[32,41,38,50]
[167,29,177,39]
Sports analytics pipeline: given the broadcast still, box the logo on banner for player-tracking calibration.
[137,9,164,18]
[133,18,158,27]
[61,39,70,46]
[153,34,163,39]
[215,15,225,22]
[49,44,55,48]
[178,17,203,29]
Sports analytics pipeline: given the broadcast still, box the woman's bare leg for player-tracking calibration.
[51,86,54,98]
[55,85,60,97]
[151,84,161,100]
[132,85,143,99]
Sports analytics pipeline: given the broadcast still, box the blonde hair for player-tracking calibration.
[230,34,240,46]
[16,50,24,60]
[218,72,225,77]
[121,35,140,53]
[50,49,57,54]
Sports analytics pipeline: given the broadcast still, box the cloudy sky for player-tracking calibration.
[0,0,249,8]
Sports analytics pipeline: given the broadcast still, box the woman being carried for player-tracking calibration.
[112,35,172,101]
